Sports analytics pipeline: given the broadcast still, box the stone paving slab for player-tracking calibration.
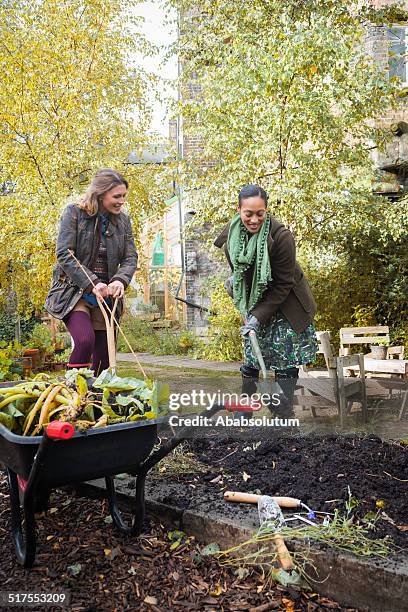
[78,477,408,612]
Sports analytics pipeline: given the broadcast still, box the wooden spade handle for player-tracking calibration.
[97,296,118,370]
[224,491,301,508]
[272,534,294,571]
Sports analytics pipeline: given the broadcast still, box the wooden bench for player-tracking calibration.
[298,331,367,426]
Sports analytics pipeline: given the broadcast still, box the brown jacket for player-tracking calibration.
[214,218,316,333]
[45,204,137,320]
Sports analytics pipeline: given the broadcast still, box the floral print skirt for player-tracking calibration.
[243,311,318,371]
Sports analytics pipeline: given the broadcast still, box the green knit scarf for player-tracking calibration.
[227,212,272,317]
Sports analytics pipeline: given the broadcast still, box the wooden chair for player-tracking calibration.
[387,346,405,360]
[340,326,407,380]
[339,326,390,357]
[298,331,367,427]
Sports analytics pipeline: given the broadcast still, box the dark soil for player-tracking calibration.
[0,474,359,612]
[170,435,408,548]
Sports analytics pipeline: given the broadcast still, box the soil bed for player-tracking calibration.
[155,435,408,549]
[0,473,358,612]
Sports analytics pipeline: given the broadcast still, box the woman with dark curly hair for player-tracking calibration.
[45,168,137,373]
[214,184,318,411]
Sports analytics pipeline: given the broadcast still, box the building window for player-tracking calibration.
[388,26,407,83]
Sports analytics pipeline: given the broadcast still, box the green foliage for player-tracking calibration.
[0,341,23,381]
[54,348,71,364]
[0,0,170,310]
[26,324,53,352]
[302,228,408,350]
[167,0,407,346]
[201,284,243,361]
[0,308,40,344]
[117,315,202,356]
[169,0,404,244]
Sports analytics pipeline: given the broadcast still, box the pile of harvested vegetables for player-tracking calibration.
[0,369,169,436]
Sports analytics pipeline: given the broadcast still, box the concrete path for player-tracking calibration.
[118,352,241,373]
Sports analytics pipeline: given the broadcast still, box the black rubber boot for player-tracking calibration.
[240,364,259,397]
[273,367,299,417]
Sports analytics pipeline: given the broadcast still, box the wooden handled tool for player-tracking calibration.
[224,491,301,508]
[258,495,294,571]
[270,533,294,571]
[97,296,119,372]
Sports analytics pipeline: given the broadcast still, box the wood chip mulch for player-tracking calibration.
[0,472,361,612]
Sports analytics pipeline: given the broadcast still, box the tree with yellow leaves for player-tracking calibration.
[0,0,168,311]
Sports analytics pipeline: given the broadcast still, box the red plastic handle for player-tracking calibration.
[225,398,262,412]
[46,421,75,440]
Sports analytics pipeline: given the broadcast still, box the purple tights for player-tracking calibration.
[64,311,109,374]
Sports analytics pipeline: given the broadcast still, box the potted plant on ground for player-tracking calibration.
[370,338,388,360]
[53,348,70,371]
[25,323,53,370]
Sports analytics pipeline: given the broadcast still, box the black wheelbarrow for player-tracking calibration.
[0,394,236,569]
[0,413,194,568]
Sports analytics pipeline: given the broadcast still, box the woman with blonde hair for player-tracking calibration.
[45,168,137,373]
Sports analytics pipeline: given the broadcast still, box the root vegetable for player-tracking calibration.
[54,394,71,405]
[31,386,62,436]
[23,384,54,436]
[0,394,31,410]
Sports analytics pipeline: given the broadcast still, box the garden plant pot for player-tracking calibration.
[23,349,40,371]
[22,355,32,377]
[371,345,387,359]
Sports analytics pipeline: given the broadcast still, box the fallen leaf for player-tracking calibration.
[397,525,408,531]
[202,596,218,605]
[143,595,158,605]
[105,546,121,560]
[104,515,113,524]
[209,583,222,597]
[282,597,295,612]
[201,542,220,556]
[234,567,249,579]
[67,563,82,577]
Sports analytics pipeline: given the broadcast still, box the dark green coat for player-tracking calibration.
[45,204,137,320]
[214,218,316,333]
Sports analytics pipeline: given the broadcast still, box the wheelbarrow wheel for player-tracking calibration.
[6,468,37,567]
[105,474,145,536]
